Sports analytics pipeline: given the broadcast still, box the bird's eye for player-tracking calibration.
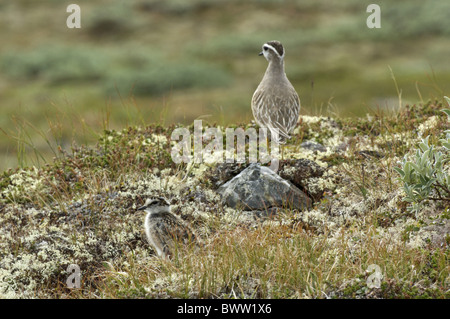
[263,46,268,51]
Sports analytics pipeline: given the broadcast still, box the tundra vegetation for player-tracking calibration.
[0,0,449,298]
[0,99,448,298]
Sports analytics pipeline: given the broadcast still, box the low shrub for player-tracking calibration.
[395,97,450,214]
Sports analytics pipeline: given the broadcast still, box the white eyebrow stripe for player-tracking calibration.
[264,44,281,57]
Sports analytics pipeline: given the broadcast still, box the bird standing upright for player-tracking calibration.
[251,40,300,144]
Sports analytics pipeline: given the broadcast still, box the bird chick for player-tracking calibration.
[137,197,199,260]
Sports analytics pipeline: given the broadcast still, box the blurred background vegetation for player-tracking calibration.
[0,0,449,171]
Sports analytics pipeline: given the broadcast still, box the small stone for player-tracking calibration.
[358,150,383,159]
[301,141,327,153]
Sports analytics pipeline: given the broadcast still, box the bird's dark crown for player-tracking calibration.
[138,197,170,210]
[263,40,284,57]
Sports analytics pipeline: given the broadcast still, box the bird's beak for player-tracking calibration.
[258,51,263,56]
[137,205,146,211]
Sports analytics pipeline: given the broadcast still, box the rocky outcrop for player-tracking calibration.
[278,159,326,201]
[217,163,312,211]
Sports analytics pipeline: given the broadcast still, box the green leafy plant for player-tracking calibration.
[394,96,450,214]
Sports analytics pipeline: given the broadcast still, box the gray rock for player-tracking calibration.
[301,141,327,153]
[420,219,450,248]
[217,163,312,211]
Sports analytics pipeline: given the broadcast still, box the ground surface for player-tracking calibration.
[0,101,448,298]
